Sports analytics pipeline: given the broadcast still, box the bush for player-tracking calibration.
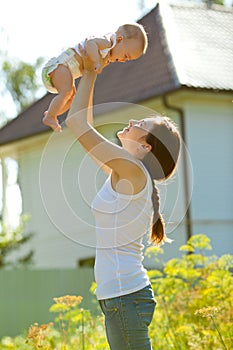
[147,234,233,350]
[0,214,34,268]
[0,234,232,349]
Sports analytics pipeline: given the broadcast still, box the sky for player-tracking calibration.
[1,0,232,64]
[0,0,158,64]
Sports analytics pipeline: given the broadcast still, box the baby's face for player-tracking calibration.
[110,38,143,63]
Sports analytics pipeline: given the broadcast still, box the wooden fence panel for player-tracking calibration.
[0,268,96,338]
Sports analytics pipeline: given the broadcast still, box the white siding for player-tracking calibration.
[185,99,233,255]
[16,107,188,268]
[18,134,96,268]
[10,94,233,268]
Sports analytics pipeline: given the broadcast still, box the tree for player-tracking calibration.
[0,51,44,225]
[0,30,44,267]
[204,0,224,5]
[0,215,34,268]
[2,56,44,114]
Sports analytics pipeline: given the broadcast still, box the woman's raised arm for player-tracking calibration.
[65,69,146,192]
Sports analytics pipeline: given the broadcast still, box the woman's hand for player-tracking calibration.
[94,62,103,74]
[79,44,104,73]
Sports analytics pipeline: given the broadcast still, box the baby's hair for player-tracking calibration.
[116,23,148,54]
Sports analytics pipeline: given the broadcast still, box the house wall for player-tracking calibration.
[12,101,189,269]
[168,91,233,256]
[184,94,233,255]
[17,132,99,269]
[5,91,232,270]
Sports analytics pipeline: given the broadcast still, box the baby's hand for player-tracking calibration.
[94,62,103,74]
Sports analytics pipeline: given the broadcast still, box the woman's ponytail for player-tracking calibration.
[142,116,181,246]
[150,183,171,246]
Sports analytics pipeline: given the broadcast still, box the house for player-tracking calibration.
[0,1,233,270]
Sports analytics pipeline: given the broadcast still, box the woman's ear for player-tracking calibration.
[137,143,152,158]
[141,144,152,153]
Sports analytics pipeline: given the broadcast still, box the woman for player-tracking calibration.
[66,59,181,349]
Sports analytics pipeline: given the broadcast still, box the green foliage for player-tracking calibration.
[0,234,232,349]
[0,214,34,268]
[2,57,44,113]
[205,0,224,5]
[27,296,108,350]
[148,234,233,350]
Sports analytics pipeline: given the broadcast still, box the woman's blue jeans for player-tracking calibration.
[99,284,156,350]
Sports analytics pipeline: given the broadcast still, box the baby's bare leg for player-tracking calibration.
[43,65,75,132]
[54,84,76,115]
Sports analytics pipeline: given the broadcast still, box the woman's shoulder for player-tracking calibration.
[111,161,151,196]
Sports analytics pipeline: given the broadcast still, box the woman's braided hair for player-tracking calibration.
[142,116,181,246]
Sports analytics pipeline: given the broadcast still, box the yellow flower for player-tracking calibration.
[53,295,83,307]
[195,306,219,318]
[26,322,53,343]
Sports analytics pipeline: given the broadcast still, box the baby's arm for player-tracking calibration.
[84,37,111,73]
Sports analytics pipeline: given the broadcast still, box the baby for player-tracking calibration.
[42,23,148,132]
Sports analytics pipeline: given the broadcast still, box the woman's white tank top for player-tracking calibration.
[91,165,153,300]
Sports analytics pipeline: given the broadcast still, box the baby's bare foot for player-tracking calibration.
[43,112,62,132]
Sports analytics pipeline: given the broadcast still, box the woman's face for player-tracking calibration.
[117,118,154,142]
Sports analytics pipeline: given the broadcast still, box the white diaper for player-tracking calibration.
[42,48,82,94]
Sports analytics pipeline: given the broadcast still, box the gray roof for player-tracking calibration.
[164,1,233,90]
[0,1,232,145]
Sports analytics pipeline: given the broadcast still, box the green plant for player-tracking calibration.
[26,322,54,349]
[0,214,34,268]
[49,295,85,348]
[0,234,232,349]
[146,234,233,350]
[2,56,44,113]
[195,306,228,350]
[24,295,108,350]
